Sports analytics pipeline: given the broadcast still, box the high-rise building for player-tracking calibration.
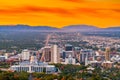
[62,51,66,59]
[65,44,73,51]
[105,47,111,61]
[80,49,94,63]
[74,47,81,62]
[21,49,30,60]
[64,44,75,59]
[51,45,60,63]
[42,46,51,62]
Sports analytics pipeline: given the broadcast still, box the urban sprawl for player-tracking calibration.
[0,32,120,80]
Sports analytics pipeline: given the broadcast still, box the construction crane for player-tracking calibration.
[40,34,51,62]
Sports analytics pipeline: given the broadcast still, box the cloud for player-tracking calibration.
[61,0,84,3]
[112,9,120,12]
[25,6,74,17]
[74,7,120,19]
[0,6,74,17]
[0,5,120,19]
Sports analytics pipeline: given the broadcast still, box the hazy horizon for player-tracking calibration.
[0,24,120,29]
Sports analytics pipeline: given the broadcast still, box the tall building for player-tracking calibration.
[21,49,30,60]
[74,47,81,62]
[41,46,51,62]
[62,51,66,59]
[65,44,73,51]
[51,45,60,63]
[105,47,111,61]
[80,49,94,63]
[63,44,75,59]
[85,56,88,66]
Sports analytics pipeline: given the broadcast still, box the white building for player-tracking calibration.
[10,56,56,74]
[10,61,55,74]
[21,49,30,60]
[0,56,6,61]
[51,45,60,63]
[111,55,120,63]
[102,61,113,68]
[65,55,76,65]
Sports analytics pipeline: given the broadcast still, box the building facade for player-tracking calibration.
[65,55,76,65]
[105,47,111,61]
[10,56,56,74]
[51,45,60,63]
[21,49,30,60]
[42,46,51,62]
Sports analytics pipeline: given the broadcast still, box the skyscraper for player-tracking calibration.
[42,46,51,62]
[105,47,111,61]
[80,49,94,64]
[51,45,60,63]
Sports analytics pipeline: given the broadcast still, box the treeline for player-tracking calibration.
[0,64,120,80]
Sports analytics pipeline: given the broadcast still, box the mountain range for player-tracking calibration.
[0,24,120,32]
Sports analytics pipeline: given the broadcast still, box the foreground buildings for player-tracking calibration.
[10,55,56,73]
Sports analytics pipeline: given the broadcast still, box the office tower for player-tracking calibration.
[105,47,111,61]
[63,51,66,59]
[65,44,73,51]
[74,47,81,62]
[51,45,60,63]
[64,44,75,59]
[80,49,94,63]
[42,46,51,62]
[21,49,30,60]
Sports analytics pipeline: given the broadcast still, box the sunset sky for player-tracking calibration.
[0,0,120,28]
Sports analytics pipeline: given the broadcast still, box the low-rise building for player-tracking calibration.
[102,61,113,68]
[10,56,56,74]
[64,55,76,65]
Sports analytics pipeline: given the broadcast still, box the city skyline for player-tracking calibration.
[0,0,120,28]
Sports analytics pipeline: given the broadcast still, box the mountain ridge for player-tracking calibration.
[0,24,120,31]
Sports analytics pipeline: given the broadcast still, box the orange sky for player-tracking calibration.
[0,0,120,28]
